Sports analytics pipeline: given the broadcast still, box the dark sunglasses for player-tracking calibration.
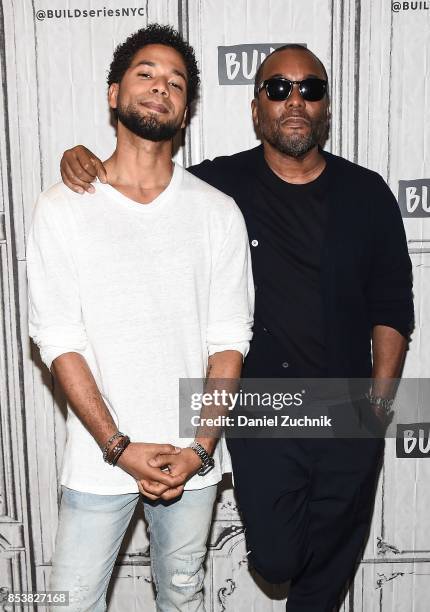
[256,77,327,102]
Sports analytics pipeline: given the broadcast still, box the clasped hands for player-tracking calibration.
[117,441,203,501]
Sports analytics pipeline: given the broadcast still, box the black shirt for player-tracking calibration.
[245,149,330,377]
[189,145,414,379]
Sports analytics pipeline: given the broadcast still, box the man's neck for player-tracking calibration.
[104,126,174,204]
[263,141,326,185]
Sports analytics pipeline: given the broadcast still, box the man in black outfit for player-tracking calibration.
[60,44,413,611]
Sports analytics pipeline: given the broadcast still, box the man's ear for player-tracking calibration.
[108,83,119,110]
[181,106,188,129]
[251,98,259,128]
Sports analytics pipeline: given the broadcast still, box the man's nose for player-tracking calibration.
[150,77,169,97]
[285,83,305,108]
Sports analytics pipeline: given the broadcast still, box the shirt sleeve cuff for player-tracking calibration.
[40,346,88,371]
[371,317,414,341]
[207,342,250,360]
[30,324,87,370]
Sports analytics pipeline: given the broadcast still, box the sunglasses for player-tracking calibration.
[256,77,327,102]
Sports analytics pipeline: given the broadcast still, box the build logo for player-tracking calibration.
[396,423,430,458]
[218,43,306,85]
[398,180,430,217]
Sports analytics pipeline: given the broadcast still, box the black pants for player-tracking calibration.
[227,436,384,611]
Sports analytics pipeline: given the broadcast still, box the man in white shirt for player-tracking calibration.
[27,24,254,612]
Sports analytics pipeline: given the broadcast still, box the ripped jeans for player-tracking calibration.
[49,485,217,611]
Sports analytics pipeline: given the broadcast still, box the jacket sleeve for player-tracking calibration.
[27,191,87,370]
[206,202,254,358]
[366,175,414,339]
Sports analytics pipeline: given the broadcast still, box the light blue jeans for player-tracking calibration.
[49,485,217,611]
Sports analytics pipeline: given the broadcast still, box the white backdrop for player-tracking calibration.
[0,1,429,610]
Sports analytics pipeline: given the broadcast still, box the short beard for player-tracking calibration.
[260,112,328,158]
[116,103,181,142]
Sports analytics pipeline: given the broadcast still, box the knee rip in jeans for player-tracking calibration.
[170,555,205,593]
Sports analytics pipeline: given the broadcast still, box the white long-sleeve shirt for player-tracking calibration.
[27,163,254,494]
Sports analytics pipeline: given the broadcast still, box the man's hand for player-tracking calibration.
[139,447,203,501]
[60,145,107,194]
[371,404,384,423]
[116,442,184,499]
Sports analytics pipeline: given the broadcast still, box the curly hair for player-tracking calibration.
[107,23,200,106]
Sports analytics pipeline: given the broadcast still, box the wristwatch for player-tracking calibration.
[366,393,394,416]
[189,441,215,476]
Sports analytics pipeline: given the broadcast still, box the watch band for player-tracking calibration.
[366,393,394,415]
[189,441,215,476]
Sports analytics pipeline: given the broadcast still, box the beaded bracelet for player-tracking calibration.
[104,435,130,466]
[102,431,126,463]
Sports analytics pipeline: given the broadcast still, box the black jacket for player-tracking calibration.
[189,145,414,378]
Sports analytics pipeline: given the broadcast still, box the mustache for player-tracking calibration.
[279,112,311,124]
